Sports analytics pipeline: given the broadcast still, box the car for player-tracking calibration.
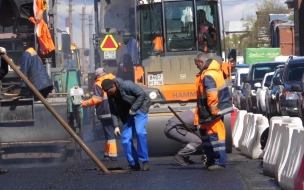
[239,81,247,110]
[232,68,249,109]
[264,65,285,119]
[273,56,304,117]
[231,64,249,90]
[255,71,274,115]
[290,73,304,124]
[243,61,285,113]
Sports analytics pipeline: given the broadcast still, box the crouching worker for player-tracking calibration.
[101,78,152,171]
[19,47,53,99]
[164,109,202,166]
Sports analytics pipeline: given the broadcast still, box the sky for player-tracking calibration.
[56,0,288,48]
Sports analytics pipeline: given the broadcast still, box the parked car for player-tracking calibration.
[243,61,285,113]
[231,64,249,91]
[232,68,249,109]
[265,65,285,118]
[290,73,304,123]
[239,81,247,110]
[273,56,304,117]
[255,72,274,114]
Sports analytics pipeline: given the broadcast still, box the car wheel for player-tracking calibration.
[224,114,232,154]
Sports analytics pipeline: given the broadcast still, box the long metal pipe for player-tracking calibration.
[0,54,110,174]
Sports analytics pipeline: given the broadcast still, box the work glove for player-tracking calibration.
[114,127,121,137]
[0,47,6,55]
[129,109,136,115]
[81,100,89,108]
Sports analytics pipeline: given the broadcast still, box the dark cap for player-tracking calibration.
[101,79,114,91]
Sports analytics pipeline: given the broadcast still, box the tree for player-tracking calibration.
[244,0,290,47]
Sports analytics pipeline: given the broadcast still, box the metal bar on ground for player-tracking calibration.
[0,54,110,174]
[168,106,195,134]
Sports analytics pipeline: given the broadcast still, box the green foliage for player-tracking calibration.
[289,12,294,21]
[243,0,290,47]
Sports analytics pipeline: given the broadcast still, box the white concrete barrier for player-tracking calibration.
[250,115,269,159]
[237,112,252,151]
[279,129,304,190]
[263,117,285,177]
[276,123,302,183]
[232,110,247,148]
[239,114,262,157]
[263,117,302,177]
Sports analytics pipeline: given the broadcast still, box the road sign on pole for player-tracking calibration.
[100,35,118,51]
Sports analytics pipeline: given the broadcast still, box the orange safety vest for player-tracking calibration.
[33,0,47,21]
[29,0,55,55]
[194,60,233,126]
[153,36,164,52]
[82,73,115,118]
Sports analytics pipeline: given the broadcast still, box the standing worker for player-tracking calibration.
[164,108,202,166]
[194,52,233,171]
[81,68,118,161]
[101,78,152,171]
[0,47,9,174]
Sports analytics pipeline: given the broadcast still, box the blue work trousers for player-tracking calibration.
[121,110,149,166]
[200,129,226,166]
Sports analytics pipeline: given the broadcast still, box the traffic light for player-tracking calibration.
[228,49,236,63]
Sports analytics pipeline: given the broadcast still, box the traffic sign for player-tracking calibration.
[100,35,118,51]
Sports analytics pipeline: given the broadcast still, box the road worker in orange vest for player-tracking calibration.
[194,52,233,171]
[81,68,118,161]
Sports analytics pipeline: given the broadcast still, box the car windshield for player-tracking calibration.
[252,66,277,80]
[286,65,304,81]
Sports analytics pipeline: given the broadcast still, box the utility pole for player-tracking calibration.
[80,7,87,75]
[68,0,73,44]
[54,0,60,51]
[88,14,94,72]
[100,0,106,31]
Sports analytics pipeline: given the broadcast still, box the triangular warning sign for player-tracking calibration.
[100,35,118,51]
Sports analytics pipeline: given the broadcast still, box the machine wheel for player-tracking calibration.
[224,114,232,153]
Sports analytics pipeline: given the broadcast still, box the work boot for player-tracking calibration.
[184,156,195,165]
[141,162,150,171]
[102,155,117,161]
[173,154,189,166]
[128,163,141,171]
[207,165,226,171]
[0,168,8,174]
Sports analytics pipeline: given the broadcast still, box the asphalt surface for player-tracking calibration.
[0,127,280,190]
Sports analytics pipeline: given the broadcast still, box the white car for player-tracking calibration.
[232,68,249,109]
[255,72,274,114]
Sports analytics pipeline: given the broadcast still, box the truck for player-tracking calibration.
[92,0,233,156]
[244,48,281,64]
[0,0,85,161]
